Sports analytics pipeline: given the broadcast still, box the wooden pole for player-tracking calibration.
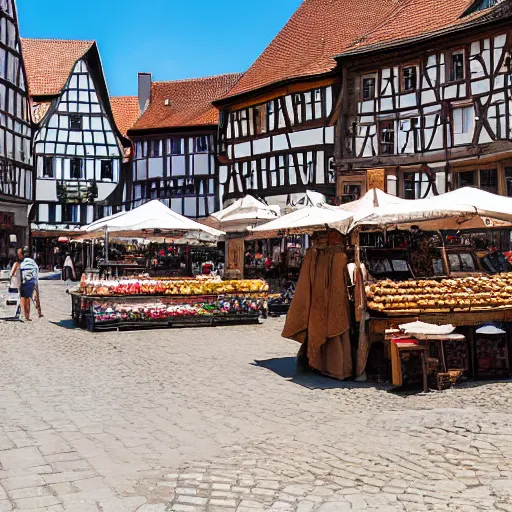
[354,227,370,378]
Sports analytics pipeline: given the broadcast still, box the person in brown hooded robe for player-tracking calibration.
[282,245,352,380]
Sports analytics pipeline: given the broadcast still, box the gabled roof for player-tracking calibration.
[129,73,242,133]
[110,96,140,138]
[219,0,401,103]
[339,0,506,57]
[21,38,95,97]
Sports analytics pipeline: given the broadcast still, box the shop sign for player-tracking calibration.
[367,168,386,191]
[0,211,14,230]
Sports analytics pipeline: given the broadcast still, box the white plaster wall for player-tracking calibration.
[36,180,57,201]
[193,154,210,175]
[253,137,271,155]
[96,183,117,201]
[233,141,251,158]
[288,127,324,148]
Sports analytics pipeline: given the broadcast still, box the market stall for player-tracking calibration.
[72,274,269,331]
[271,187,512,389]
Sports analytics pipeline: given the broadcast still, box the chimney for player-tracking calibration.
[138,72,152,114]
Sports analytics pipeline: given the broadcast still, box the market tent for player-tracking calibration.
[208,195,280,232]
[347,187,512,231]
[81,200,225,239]
[248,204,353,238]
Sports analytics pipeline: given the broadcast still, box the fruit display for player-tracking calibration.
[92,295,268,324]
[79,276,269,297]
[366,273,512,313]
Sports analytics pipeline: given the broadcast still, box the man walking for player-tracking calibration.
[19,247,39,321]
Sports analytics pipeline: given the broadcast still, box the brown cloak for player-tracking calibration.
[282,247,352,380]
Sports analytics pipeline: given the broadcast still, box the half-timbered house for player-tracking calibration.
[21,39,131,243]
[125,72,241,218]
[213,0,400,210]
[0,0,33,262]
[334,0,512,201]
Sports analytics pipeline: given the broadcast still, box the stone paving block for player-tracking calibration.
[1,475,46,491]
[0,447,46,472]
[14,495,61,509]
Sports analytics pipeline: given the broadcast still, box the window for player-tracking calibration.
[148,140,160,157]
[479,169,498,194]
[402,66,418,91]
[458,171,475,187]
[48,204,56,224]
[71,158,83,179]
[379,121,395,155]
[450,50,465,81]
[362,76,376,100]
[43,156,54,178]
[101,160,113,181]
[506,167,512,197]
[342,184,362,203]
[453,106,473,135]
[254,105,267,135]
[196,135,209,153]
[403,172,430,199]
[305,89,323,121]
[169,137,182,155]
[63,204,79,223]
[69,114,83,131]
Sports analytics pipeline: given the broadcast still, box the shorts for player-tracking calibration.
[20,280,36,299]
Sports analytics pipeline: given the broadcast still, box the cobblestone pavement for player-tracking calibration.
[0,281,512,512]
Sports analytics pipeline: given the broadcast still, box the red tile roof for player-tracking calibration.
[221,0,401,101]
[21,38,94,97]
[110,96,141,137]
[130,73,242,132]
[341,0,499,56]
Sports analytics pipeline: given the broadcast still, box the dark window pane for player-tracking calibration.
[480,169,497,194]
[69,114,83,131]
[43,156,54,178]
[71,158,82,179]
[380,121,395,155]
[451,52,465,81]
[458,171,475,187]
[170,138,182,155]
[362,77,376,100]
[403,67,417,91]
[506,167,512,197]
[101,160,113,181]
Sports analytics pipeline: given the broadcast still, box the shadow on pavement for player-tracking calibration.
[253,357,389,390]
[50,319,76,330]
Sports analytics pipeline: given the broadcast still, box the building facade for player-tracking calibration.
[0,0,33,263]
[124,72,241,218]
[335,0,512,201]
[214,0,400,210]
[21,39,130,240]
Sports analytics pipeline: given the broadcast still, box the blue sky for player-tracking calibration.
[18,0,302,97]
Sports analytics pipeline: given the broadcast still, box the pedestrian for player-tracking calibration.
[63,253,76,281]
[18,247,39,321]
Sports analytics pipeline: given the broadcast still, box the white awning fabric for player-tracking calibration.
[78,200,225,240]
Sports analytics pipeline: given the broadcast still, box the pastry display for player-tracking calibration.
[366,273,512,313]
[79,275,269,297]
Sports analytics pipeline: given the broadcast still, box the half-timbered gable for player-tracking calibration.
[214,0,400,209]
[335,0,512,201]
[0,0,33,258]
[21,39,130,234]
[126,73,241,218]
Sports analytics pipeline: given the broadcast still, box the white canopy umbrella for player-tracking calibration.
[248,204,353,238]
[347,187,512,231]
[81,200,225,239]
[209,195,280,232]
